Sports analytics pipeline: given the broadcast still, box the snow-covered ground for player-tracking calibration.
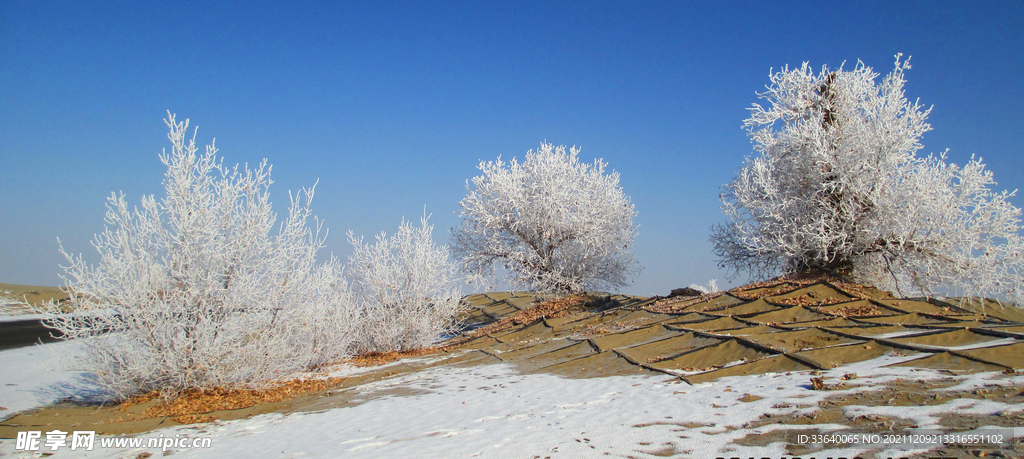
[0,342,1021,459]
[0,341,96,418]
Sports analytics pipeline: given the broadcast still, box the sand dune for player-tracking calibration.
[2,279,1023,457]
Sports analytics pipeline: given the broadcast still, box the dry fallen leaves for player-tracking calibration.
[449,295,591,344]
[774,294,849,306]
[823,303,886,317]
[120,377,349,423]
[345,347,442,367]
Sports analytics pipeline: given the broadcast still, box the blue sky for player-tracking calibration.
[2,1,1022,296]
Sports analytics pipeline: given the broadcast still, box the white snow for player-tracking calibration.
[0,341,94,419]
[904,337,1020,351]
[0,344,1020,458]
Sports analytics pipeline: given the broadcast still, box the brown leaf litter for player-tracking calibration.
[449,295,590,344]
[100,297,592,423]
[345,347,443,367]
[824,302,887,317]
[119,377,349,423]
[108,347,448,424]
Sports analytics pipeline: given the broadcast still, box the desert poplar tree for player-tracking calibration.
[42,113,357,398]
[711,55,1024,303]
[452,143,640,295]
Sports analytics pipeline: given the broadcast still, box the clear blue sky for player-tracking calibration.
[2,1,1022,296]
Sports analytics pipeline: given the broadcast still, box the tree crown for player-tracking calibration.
[452,142,640,295]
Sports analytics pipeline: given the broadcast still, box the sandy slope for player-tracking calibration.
[0,345,1021,458]
[2,282,1023,458]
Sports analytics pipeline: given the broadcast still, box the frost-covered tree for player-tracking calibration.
[452,143,640,295]
[711,55,1024,302]
[42,114,357,398]
[346,216,463,353]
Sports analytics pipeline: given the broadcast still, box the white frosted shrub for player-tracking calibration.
[42,114,357,398]
[347,216,463,353]
[712,55,1024,303]
[452,143,640,295]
